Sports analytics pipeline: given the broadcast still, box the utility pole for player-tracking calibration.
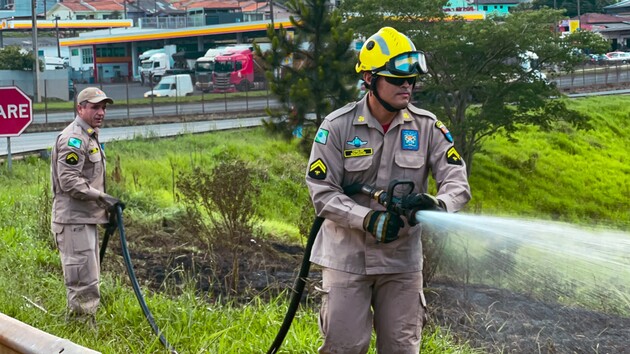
[55,16,60,57]
[269,0,275,29]
[577,0,581,28]
[31,0,41,103]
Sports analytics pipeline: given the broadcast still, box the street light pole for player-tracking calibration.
[55,16,60,57]
[269,0,275,29]
[31,0,41,103]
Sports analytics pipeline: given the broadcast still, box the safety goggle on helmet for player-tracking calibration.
[355,27,428,78]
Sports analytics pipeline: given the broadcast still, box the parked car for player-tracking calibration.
[144,74,194,98]
[588,54,607,65]
[602,51,630,64]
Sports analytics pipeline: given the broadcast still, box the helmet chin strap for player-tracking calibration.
[370,75,403,113]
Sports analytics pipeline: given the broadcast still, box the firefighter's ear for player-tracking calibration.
[363,72,373,88]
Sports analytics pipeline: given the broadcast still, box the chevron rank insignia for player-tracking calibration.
[308,158,327,180]
[65,152,79,165]
[446,147,462,165]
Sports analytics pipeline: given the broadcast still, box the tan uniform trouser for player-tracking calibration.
[317,268,427,354]
[53,223,100,316]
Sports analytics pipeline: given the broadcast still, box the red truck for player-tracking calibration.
[212,48,267,92]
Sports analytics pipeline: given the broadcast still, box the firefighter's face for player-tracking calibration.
[366,72,414,110]
[77,101,107,128]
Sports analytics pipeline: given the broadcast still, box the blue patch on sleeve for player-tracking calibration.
[68,137,82,149]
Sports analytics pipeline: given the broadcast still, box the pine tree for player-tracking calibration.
[257,0,356,152]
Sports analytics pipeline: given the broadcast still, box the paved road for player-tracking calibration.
[0,116,265,157]
[4,88,629,159]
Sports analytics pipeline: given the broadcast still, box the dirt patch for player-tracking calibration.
[425,280,630,354]
[101,222,630,353]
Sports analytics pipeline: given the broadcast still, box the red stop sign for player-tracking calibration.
[0,86,33,137]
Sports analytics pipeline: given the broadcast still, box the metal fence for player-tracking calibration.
[3,76,279,126]
[0,77,73,102]
[4,62,630,126]
[550,62,630,91]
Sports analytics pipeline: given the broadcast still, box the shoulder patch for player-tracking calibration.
[314,128,329,145]
[325,102,357,122]
[446,147,463,165]
[435,121,453,143]
[68,137,83,149]
[65,152,79,165]
[407,104,437,120]
[308,158,327,180]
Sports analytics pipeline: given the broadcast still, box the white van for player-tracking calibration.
[144,74,194,98]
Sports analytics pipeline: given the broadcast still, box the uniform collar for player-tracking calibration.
[74,116,100,137]
[353,96,413,131]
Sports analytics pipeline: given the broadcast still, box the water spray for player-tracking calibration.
[415,210,630,312]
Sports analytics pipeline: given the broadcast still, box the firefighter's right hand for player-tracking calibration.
[99,193,125,212]
[363,210,403,243]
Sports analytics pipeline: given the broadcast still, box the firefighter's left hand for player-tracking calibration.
[400,193,445,225]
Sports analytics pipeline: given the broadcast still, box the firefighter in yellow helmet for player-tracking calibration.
[305,27,471,353]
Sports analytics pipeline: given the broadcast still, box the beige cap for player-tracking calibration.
[77,87,114,104]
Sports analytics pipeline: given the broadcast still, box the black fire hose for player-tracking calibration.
[100,204,179,354]
[267,216,323,354]
[267,184,367,354]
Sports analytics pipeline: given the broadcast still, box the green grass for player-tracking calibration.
[1,95,628,352]
[469,96,629,227]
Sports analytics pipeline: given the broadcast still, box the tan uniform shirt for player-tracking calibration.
[51,117,108,225]
[306,97,471,275]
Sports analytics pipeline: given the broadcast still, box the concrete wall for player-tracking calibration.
[0,69,72,101]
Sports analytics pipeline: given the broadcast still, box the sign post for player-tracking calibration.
[0,86,34,173]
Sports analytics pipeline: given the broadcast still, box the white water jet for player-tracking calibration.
[417,211,630,314]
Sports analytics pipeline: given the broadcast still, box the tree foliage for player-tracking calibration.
[0,45,38,71]
[257,0,356,152]
[341,2,607,173]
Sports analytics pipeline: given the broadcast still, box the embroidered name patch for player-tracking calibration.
[308,158,327,180]
[68,137,82,149]
[65,152,79,165]
[315,128,329,145]
[401,130,419,151]
[344,148,373,158]
[446,147,463,165]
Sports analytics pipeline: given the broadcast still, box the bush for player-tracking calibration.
[177,153,267,294]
